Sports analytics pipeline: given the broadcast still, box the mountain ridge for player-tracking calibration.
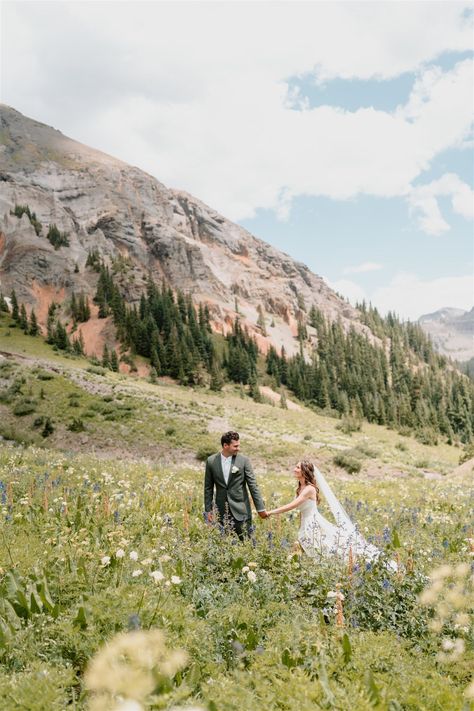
[0,104,367,359]
[419,306,474,362]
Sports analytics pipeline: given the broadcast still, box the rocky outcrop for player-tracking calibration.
[0,104,369,356]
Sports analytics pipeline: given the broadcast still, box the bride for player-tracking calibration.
[267,460,393,567]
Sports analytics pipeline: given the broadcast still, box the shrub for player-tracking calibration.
[354,442,378,458]
[13,400,36,417]
[333,451,362,473]
[35,370,54,381]
[46,224,69,249]
[414,459,429,469]
[415,428,438,446]
[336,415,362,435]
[41,418,54,438]
[459,441,474,465]
[195,443,216,461]
[67,418,85,433]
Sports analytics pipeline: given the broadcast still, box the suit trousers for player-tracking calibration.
[219,509,252,541]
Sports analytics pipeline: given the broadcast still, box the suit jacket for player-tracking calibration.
[204,452,265,522]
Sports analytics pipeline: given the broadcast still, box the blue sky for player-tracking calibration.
[2,1,473,320]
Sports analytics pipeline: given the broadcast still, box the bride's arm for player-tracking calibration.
[267,490,308,516]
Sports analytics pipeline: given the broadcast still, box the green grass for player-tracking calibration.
[0,443,471,710]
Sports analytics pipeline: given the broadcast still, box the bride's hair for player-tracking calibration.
[297,460,321,504]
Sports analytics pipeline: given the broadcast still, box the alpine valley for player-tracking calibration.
[0,104,473,446]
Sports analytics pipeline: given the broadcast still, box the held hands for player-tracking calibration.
[258,510,269,519]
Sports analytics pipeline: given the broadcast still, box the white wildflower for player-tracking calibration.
[241,566,250,574]
[116,549,125,559]
[150,570,165,583]
[132,569,143,578]
[170,575,182,585]
[101,556,111,566]
[247,571,257,583]
[129,551,138,561]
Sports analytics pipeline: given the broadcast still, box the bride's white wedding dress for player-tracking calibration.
[296,467,397,570]
[297,498,381,562]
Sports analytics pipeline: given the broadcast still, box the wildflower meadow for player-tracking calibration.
[0,442,472,710]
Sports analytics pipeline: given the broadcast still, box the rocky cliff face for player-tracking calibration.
[0,105,367,356]
[419,308,474,362]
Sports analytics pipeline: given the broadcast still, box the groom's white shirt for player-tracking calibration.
[220,453,233,485]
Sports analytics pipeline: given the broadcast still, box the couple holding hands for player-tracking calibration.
[204,431,388,564]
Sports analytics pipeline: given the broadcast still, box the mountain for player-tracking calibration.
[0,104,367,358]
[419,307,474,362]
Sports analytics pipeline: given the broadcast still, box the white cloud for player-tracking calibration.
[1,2,473,223]
[325,278,367,306]
[408,173,474,235]
[334,272,474,321]
[343,262,383,275]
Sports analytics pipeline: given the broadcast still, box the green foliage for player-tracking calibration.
[92,268,218,386]
[267,305,474,444]
[195,442,217,461]
[0,415,470,709]
[41,417,54,438]
[225,318,258,385]
[333,451,362,473]
[336,414,362,435]
[46,224,69,250]
[10,204,42,235]
[70,293,90,323]
[67,417,85,433]
[12,399,36,417]
[29,309,39,336]
[459,440,474,464]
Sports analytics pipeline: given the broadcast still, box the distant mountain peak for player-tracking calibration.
[418,306,474,362]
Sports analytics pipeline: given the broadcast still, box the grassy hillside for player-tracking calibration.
[0,313,462,475]
[0,317,472,710]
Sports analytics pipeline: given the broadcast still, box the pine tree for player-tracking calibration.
[110,349,119,372]
[29,309,39,336]
[19,303,29,332]
[249,373,262,403]
[102,344,110,368]
[210,363,224,391]
[54,321,70,351]
[0,293,9,313]
[10,290,19,321]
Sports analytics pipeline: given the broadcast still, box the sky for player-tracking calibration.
[1,1,473,320]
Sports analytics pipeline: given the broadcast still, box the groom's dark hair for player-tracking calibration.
[221,431,240,446]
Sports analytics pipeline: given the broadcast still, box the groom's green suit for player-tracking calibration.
[204,452,265,534]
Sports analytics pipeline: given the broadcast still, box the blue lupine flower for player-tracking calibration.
[127,614,141,630]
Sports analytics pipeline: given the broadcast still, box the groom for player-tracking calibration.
[204,431,267,540]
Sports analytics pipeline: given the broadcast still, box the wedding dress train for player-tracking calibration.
[297,498,381,561]
[296,467,397,570]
